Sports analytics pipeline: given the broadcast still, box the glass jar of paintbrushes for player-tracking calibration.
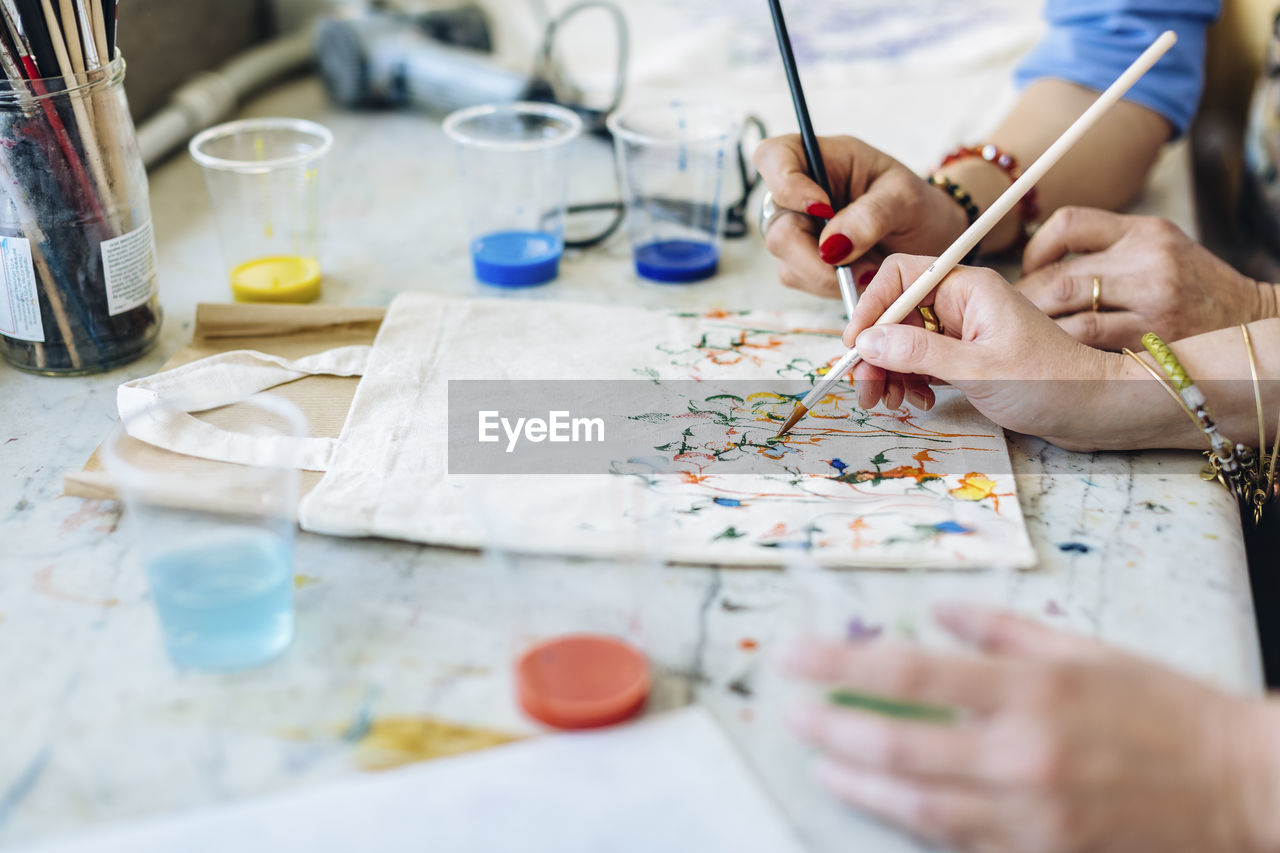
[0,53,159,374]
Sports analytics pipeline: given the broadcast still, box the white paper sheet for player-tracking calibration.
[19,707,807,853]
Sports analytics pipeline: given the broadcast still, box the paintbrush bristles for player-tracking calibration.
[776,405,808,437]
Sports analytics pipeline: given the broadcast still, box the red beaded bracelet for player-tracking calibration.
[939,143,1040,246]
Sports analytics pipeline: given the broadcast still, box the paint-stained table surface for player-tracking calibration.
[0,68,1260,853]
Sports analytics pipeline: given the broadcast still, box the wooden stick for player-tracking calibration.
[59,0,118,211]
[30,238,79,367]
[72,0,125,206]
[56,0,80,71]
[0,143,82,368]
[38,0,113,224]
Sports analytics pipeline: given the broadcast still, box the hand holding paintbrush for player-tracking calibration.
[775,30,1178,436]
[765,0,858,319]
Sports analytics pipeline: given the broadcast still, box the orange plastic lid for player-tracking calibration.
[515,633,651,730]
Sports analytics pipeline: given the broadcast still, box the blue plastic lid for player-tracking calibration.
[634,239,718,284]
[472,230,562,287]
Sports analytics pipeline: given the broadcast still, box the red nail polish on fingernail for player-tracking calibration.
[818,234,853,265]
[858,267,878,287]
[806,202,835,219]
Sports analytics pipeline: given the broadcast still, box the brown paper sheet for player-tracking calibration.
[64,302,385,503]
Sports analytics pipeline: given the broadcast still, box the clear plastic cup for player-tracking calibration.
[608,102,738,284]
[469,476,662,729]
[189,117,333,303]
[443,102,581,287]
[101,395,307,671]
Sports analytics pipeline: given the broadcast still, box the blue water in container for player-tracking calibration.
[147,528,294,670]
[633,239,718,283]
[472,230,562,286]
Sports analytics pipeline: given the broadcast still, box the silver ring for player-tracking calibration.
[761,190,815,239]
[760,190,783,237]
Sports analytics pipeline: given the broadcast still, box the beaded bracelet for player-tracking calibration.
[1140,332,1245,486]
[939,143,1039,247]
[1127,327,1280,522]
[925,174,980,263]
[926,174,979,224]
[1121,342,1249,501]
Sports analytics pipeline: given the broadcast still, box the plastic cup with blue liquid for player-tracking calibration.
[102,395,307,671]
[607,103,738,284]
[444,102,582,287]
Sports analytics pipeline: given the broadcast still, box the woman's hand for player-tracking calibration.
[780,605,1280,853]
[753,135,968,299]
[841,254,1134,451]
[1017,208,1279,350]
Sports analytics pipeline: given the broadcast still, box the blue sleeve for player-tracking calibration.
[1014,0,1221,137]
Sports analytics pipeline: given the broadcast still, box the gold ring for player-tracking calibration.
[918,305,943,335]
[1091,275,1102,313]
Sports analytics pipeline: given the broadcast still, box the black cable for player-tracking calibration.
[724,115,767,239]
[562,115,768,250]
[527,2,766,250]
[535,1,629,136]
[562,200,626,250]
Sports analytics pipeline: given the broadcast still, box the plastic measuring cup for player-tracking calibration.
[101,395,307,670]
[443,102,582,287]
[470,476,661,729]
[189,117,333,303]
[608,102,738,284]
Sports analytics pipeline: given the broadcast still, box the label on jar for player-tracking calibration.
[101,220,158,316]
[0,235,43,342]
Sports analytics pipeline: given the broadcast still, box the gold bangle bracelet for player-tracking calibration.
[1121,347,1204,437]
[1141,332,1242,480]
